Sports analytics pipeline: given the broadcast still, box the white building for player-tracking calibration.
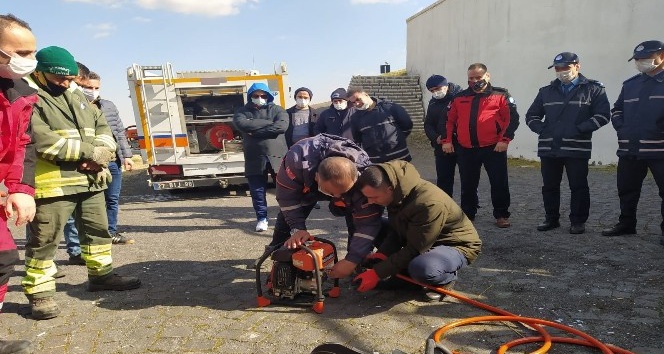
[406,0,660,164]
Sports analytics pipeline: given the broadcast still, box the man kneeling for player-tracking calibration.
[353,161,482,301]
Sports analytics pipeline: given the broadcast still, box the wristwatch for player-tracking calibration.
[290,228,301,236]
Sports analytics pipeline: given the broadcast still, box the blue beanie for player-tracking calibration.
[425,75,448,90]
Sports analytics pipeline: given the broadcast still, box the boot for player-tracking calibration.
[422,281,456,302]
[0,339,33,354]
[29,297,60,320]
[87,273,141,292]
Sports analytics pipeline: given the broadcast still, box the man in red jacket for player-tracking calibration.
[0,13,38,353]
[442,63,519,227]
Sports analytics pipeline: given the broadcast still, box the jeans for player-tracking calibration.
[104,160,123,234]
[63,216,80,257]
[407,245,468,286]
[457,145,510,219]
[540,157,589,224]
[247,174,269,221]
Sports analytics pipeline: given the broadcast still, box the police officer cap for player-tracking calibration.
[547,52,579,69]
[628,40,664,61]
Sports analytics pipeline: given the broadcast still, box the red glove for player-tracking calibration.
[353,269,380,292]
[361,252,387,269]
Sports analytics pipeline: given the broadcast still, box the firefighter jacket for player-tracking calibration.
[444,85,519,148]
[525,74,610,159]
[0,77,37,197]
[275,134,382,264]
[350,98,413,163]
[423,82,463,152]
[373,160,482,279]
[611,71,664,159]
[27,76,117,199]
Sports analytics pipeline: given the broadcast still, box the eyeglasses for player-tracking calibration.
[252,94,268,99]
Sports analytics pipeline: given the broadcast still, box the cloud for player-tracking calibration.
[350,0,408,4]
[85,23,117,38]
[64,0,127,8]
[135,0,257,17]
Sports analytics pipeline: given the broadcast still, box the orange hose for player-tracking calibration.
[394,274,635,354]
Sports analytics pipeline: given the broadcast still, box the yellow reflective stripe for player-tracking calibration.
[64,139,82,161]
[53,129,81,138]
[22,257,57,295]
[42,138,67,160]
[81,243,113,276]
[83,128,96,137]
[94,134,117,150]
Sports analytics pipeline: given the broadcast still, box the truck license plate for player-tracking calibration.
[156,180,195,190]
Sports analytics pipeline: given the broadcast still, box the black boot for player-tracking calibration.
[601,223,636,237]
[88,273,141,292]
[537,219,560,231]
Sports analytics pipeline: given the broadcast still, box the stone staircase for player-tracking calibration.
[348,75,425,130]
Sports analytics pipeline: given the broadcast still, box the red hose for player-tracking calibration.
[394,274,635,354]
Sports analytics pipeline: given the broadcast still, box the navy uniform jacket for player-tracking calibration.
[526,74,611,159]
[423,82,463,153]
[611,71,664,159]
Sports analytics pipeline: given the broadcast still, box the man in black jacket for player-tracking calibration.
[526,52,610,234]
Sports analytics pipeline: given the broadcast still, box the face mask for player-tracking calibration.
[470,79,487,91]
[356,96,372,110]
[432,88,448,99]
[83,88,100,102]
[556,69,575,83]
[251,97,267,106]
[296,98,310,108]
[635,58,658,73]
[46,80,68,96]
[0,49,37,79]
[333,101,347,110]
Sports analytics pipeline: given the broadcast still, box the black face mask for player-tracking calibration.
[469,79,487,92]
[46,80,68,96]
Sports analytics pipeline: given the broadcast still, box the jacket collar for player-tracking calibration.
[0,77,37,104]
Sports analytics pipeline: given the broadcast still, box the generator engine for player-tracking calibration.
[256,238,340,314]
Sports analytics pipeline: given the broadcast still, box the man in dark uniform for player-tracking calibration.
[602,40,664,246]
[526,52,611,234]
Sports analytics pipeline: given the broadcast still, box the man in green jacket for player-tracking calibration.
[23,46,140,320]
[354,160,481,301]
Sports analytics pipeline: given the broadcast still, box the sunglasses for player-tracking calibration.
[252,94,268,99]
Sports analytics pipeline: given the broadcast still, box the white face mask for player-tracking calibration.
[295,98,310,108]
[556,69,576,83]
[333,101,347,110]
[0,49,37,79]
[431,88,448,99]
[83,88,100,102]
[356,96,372,111]
[635,58,658,73]
[251,97,267,106]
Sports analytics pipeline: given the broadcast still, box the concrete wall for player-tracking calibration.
[406,0,660,164]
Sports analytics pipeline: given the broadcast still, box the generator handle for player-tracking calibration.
[255,244,281,297]
[309,237,340,291]
[299,244,326,303]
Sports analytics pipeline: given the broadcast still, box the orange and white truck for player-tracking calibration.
[126,63,290,191]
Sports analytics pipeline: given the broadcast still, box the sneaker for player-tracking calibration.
[68,254,86,266]
[0,339,33,354]
[87,273,141,292]
[255,219,268,232]
[495,217,511,228]
[421,281,456,302]
[111,233,135,245]
[30,297,60,320]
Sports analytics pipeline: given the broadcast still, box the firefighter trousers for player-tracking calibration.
[22,191,113,299]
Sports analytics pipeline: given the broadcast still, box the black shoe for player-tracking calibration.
[601,224,636,237]
[421,281,455,302]
[0,339,33,354]
[87,273,141,292]
[68,254,86,266]
[537,220,560,231]
[569,224,585,234]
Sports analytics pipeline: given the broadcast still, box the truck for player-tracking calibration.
[126,63,290,191]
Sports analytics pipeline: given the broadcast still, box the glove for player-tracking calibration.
[353,269,380,292]
[361,252,387,269]
[94,167,112,186]
[92,146,115,165]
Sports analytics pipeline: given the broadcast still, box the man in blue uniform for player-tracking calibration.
[526,52,610,234]
[602,40,664,246]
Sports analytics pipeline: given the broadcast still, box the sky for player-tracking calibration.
[7,0,433,126]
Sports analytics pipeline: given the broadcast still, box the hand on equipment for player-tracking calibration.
[361,252,387,269]
[353,269,380,292]
[327,259,357,278]
[285,229,312,249]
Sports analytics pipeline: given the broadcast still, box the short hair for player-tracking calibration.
[88,71,100,80]
[76,61,90,79]
[346,86,366,98]
[467,63,488,73]
[0,14,31,36]
[318,157,358,185]
[356,165,389,189]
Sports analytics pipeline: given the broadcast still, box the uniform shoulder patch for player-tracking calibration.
[508,96,516,104]
[588,79,605,88]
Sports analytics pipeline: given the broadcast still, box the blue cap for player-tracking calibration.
[425,75,448,90]
[547,52,579,69]
[628,40,664,61]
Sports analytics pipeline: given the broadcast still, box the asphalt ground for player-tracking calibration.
[2,134,664,354]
